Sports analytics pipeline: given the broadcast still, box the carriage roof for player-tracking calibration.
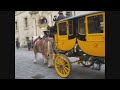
[59,11,104,21]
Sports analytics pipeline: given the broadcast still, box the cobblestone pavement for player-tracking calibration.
[15,48,105,79]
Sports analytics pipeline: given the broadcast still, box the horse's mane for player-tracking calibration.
[33,35,54,47]
[33,35,45,41]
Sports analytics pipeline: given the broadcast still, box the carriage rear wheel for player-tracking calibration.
[54,54,71,78]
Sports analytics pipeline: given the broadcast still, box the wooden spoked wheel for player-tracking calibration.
[54,54,71,78]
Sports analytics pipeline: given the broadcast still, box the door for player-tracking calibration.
[77,12,105,56]
[85,12,105,56]
[57,20,76,51]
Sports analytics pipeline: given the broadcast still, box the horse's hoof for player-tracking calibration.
[44,62,47,65]
[33,61,37,64]
[48,65,52,68]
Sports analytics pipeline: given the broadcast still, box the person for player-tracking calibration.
[56,11,65,21]
[53,11,65,26]
[16,38,20,49]
[27,39,31,51]
[52,11,66,34]
[65,11,71,18]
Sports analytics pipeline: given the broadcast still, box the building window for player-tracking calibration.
[15,22,18,31]
[24,17,28,27]
[38,17,47,24]
[26,37,29,41]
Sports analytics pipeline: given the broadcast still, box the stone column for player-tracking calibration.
[48,12,52,27]
[29,11,39,36]
[32,18,36,36]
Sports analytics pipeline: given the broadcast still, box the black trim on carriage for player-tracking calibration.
[68,18,77,40]
[77,34,86,41]
[68,35,75,39]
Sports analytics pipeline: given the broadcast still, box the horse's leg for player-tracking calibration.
[48,55,54,68]
[48,59,51,68]
[48,59,53,68]
[47,41,54,68]
[43,54,48,64]
[33,47,37,63]
[34,53,37,63]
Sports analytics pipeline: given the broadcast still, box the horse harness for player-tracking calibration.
[33,36,55,57]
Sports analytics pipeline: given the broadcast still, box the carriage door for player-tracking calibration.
[86,12,105,56]
[57,21,69,51]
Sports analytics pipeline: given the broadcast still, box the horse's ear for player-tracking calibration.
[39,36,42,39]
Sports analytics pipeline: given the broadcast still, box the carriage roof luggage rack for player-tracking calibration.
[59,11,104,22]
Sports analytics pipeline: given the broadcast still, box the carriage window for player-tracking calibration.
[78,17,86,34]
[88,14,104,34]
[68,20,73,35]
[59,22,67,35]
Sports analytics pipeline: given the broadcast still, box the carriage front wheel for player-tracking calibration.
[54,54,71,78]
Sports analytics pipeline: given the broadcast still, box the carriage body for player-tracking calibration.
[54,11,105,57]
[53,11,105,78]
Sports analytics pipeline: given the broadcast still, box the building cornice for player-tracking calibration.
[15,11,25,16]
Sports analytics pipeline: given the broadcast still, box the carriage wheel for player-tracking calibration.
[54,54,71,78]
[79,56,94,67]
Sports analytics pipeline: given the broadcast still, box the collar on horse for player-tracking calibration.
[33,36,50,44]
[33,36,41,44]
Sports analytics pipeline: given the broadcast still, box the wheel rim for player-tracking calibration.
[54,55,70,78]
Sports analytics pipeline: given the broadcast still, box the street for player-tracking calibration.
[15,48,105,79]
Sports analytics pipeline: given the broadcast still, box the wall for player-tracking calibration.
[15,11,34,47]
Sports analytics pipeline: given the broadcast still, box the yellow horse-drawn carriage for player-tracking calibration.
[52,11,105,78]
